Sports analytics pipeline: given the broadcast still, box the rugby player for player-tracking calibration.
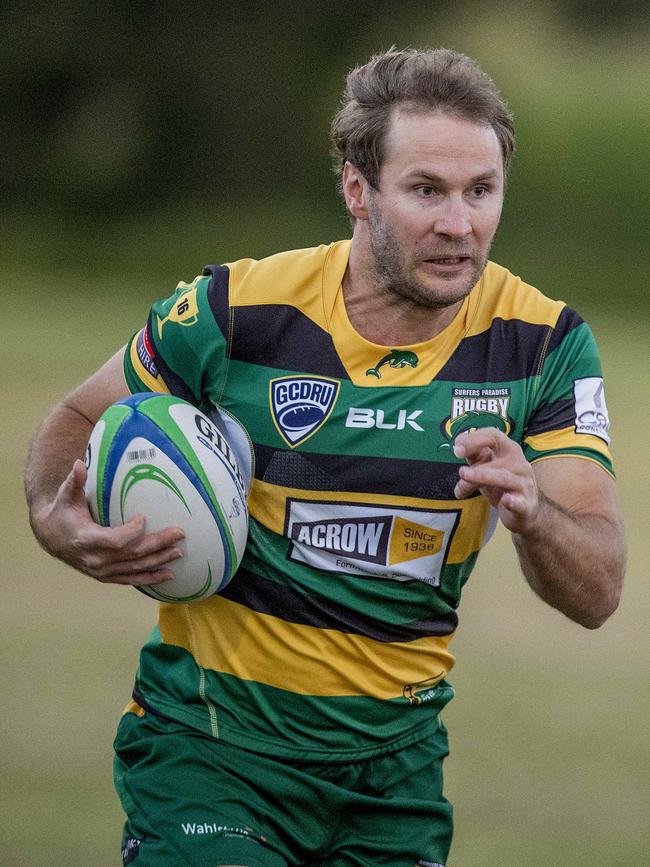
[26,48,625,866]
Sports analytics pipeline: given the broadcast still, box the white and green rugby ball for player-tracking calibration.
[84,393,252,602]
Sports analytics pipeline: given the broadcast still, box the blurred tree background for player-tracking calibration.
[2,0,648,308]
[2,2,649,865]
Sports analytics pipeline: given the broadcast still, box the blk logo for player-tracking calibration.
[345,407,424,431]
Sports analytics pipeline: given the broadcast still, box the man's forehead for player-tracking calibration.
[383,106,502,171]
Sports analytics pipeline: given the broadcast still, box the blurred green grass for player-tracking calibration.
[1,270,647,865]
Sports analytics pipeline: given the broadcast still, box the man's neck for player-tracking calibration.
[342,242,464,346]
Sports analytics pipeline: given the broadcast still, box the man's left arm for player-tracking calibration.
[454,429,625,628]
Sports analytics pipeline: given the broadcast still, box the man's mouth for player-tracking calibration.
[429,257,467,264]
[423,255,472,269]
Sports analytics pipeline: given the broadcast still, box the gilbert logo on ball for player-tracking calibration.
[84,393,252,603]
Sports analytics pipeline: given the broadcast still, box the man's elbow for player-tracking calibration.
[578,569,624,630]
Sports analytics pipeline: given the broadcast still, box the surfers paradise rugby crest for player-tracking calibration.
[122,240,615,761]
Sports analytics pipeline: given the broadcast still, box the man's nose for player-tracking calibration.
[433,196,472,238]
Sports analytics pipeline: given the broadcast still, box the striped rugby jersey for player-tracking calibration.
[123,240,613,759]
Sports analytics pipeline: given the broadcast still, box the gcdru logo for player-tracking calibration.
[439,387,512,449]
[270,375,340,448]
[366,349,419,379]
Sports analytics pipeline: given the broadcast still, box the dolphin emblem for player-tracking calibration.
[366,349,419,379]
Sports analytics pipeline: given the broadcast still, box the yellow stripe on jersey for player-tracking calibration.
[525,426,612,462]
[225,244,566,387]
[248,478,490,566]
[226,243,342,329]
[128,332,170,393]
[465,262,566,337]
[530,452,615,479]
[160,598,454,699]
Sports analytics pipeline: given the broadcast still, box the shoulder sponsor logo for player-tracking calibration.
[285,499,460,586]
[136,328,159,378]
[157,279,200,338]
[574,377,610,443]
[270,375,340,448]
[346,407,424,431]
[439,386,512,449]
[366,348,419,379]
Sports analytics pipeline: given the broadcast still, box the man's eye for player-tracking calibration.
[419,186,435,197]
[472,185,488,198]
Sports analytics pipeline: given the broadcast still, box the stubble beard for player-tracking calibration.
[367,206,489,311]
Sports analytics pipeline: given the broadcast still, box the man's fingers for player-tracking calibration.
[80,515,182,550]
[43,459,187,584]
[95,568,176,587]
[454,477,480,499]
[453,427,512,461]
[458,464,520,493]
[128,526,186,558]
[71,457,88,486]
[76,515,147,552]
[85,522,183,555]
[91,546,183,579]
[58,458,88,504]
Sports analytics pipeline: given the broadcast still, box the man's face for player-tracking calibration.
[364,108,505,309]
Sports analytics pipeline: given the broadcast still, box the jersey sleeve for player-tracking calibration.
[522,306,614,475]
[123,266,231,407]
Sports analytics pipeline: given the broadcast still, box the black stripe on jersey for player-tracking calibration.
[436,319,553,382]
[255,445,464,500]
[525,398,575,435]
[229,304,350,379]
[545,306,584,355]
[203,265,231,341]
[145,315,198,404]
[220,565,458,640]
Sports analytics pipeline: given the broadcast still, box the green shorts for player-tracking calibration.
[113,707,452,867]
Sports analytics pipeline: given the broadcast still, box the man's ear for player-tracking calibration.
[342,161,370,221]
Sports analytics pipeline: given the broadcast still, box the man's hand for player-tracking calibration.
[453,427,544,535]
[25,349,187,588]
[452,426,624,628]
[34,458,185,586]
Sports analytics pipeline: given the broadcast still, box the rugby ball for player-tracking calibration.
[84,393,252,602]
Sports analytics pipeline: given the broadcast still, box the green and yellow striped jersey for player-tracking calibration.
[123,240,613,759]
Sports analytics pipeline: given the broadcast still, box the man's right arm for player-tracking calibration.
[25,348,184,586]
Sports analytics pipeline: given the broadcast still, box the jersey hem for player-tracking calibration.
[529,451,615,479]
[132,689,449,762]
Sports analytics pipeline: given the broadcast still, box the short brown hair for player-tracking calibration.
[331,47,515,190]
